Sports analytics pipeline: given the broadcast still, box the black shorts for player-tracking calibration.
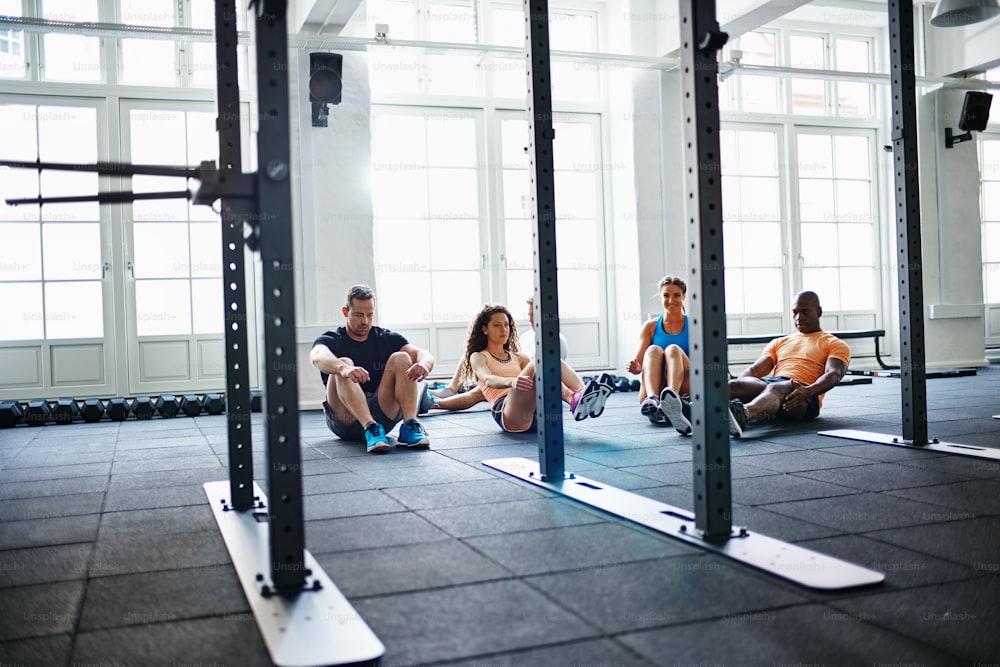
[491,395,537,433]
[765,376,821,420]
[323,391,401,441]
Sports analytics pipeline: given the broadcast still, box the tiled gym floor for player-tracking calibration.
[1,366,999,666]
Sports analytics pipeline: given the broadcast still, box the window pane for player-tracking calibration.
[738,132,778,176]
[428,170,477,217]
[799,179,835,222]
[725,268,745,312]
[743,268,783,313]
[369,0,419,39]
[791,79,825,115]
[982,181,1000,221]
[800,222,838,266]
[132,175,189,221]
[839,224,874,266]
[506,270,534,312]
[741,222,782,267]
[373,115,427,165]
[839,268,875,310]
[45,281,103,338]
[500,119,529,168]
[555,172,598,219]
[122,40,177,85]
[491,58,526,98]
[837,181,871,221]
[802,268,841,310]
[0,282,44,340]
[190,223,223,277]
[427,117,476,167]
[502,170,531,219]
[0,0,27,79]
[131,109,187,163]
[0,222,41,279]
[42,223,101,280]
[798,135,833,177]
[720,130,738,175]
[40,170,100,221]
[837,82,870,118]
[552,62,598,103]
[191,42,219,88]
[557,219,598,266]
[504,218,533,273]
[372,170,428,218]
[0,168,40,221]
[429,219,478,270]
[134,222,190,278]
[425,2,475,42]
[192,278,223,334]
[985,263,1000,302]
[739,177,780,219]
[369,52,423,95]
[491,7,522,47]
[431,271,480,322]
[553,122,596,169]
[835,135,870,179]
[426,55,480,96]
[723,221,744,266]
[136,279,191,335]
[377,272,431,324]
[375,218,431,273]
[984,223,1000,263]
[558,269,599,318]
[549,12,595,51]
[42,1,101,82]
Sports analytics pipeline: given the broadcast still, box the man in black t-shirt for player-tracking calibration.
[310,284,435,453]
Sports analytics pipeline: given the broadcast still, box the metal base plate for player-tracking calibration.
[204,481,385,666]
[482,458,884,591]
[819,429,1000,461]
[851,368,977,379]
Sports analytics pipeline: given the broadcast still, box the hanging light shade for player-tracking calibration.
[930,0,1000,27]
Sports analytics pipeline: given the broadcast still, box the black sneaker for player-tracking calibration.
[660,387,692,435]
[640,396,668,424]
[728,399,747,439]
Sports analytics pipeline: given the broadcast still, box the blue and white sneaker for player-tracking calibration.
[364,422,390,454]
[398,418,430,449]
[659,387,692,435]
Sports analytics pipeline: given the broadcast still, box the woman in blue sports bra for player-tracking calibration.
[626,276,693,435]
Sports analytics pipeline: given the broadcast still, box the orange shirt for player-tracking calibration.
[762,332,851,406]
[476,352,523,406]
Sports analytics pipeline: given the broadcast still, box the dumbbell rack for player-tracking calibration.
[1,1,384,664]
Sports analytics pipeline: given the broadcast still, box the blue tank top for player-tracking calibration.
[651,315,689,356]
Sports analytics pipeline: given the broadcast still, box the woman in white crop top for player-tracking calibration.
[457,304,611,432]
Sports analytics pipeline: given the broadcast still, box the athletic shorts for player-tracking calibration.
[323,391,401,441]
[491,395,537,433]
[765,376,820,420]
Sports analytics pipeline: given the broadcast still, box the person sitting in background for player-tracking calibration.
[309,284,434,454]
[626,275,693,434]
[727,290,850,438]
[425,295,569,413]
[460,304,611,433]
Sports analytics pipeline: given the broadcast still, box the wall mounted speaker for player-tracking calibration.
[309,52,343,105]
[958,91,992,132]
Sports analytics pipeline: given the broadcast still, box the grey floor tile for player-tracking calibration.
[79,567,248,631]
[0,475,109,501]
[354,580,598,665]
[883,479,1000,516]
[302,470,375,495]
[102,483,210,512]
[731,473,858,505]
[419,497,607,539]
[0,462,112,484]
[619,459,775,486]
[0,543,92,588]
[829,578,1000,663]
[0,492,105,523]
[90,529,231,577]
[381,476,551,510]
[763,492,959,533]
[526,555,808,633]
[443,638,656,667]
[71,616,272,667]
[108,466,229,491]
[568,445,693,467]
[0,514,100,550]
[864,515,1000,569]
[97,504,216,539]
[306,512,450,554]
[466,522,696,577]
[315,539,511,597]
[110,454,223,475]
[304,488,407,520]
[0,633,73,666]
[730,505,846,542]
[737,449,873,474]
[0,580,83,641]
[619,603,963,667]
[793,461,971,492]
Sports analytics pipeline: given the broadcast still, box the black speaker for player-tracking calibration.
[958,91,992,132]
[309,52,343,105]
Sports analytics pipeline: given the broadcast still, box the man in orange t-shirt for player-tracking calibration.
[727,291,851,438]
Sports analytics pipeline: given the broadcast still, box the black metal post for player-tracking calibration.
[524,0,565,482]
[252,0,306,591]
[888,0,929,445]
[215,0,254,511]
[679,0,733,541]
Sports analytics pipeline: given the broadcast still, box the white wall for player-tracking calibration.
[915,88,988,368]
[924,13,1000,77]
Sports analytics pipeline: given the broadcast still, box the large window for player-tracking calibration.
[981,133,1000,346]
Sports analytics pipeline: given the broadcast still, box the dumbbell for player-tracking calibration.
[155,395,180,418]
[0,400,24,428]
[615,376,632,392]
[25,400,53,426]
[132,396,155,420]
[180,394,203,417]
[106,397,129,421]
[203,393,225,415]
[80,398,106,423]
[630,380,640,392]
[51,398,80,425]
